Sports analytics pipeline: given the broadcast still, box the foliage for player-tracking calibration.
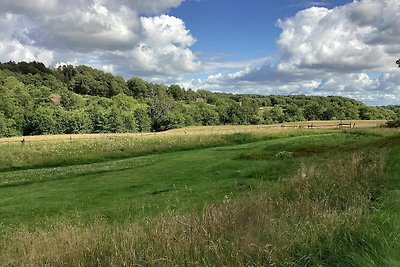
[385,119,400,128]
[0,61,396,137]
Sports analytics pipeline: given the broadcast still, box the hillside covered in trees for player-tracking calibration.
[0,61,398,137]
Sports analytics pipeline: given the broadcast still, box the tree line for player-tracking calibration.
[0,61,398,137]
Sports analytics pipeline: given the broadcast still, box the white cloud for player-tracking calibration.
[0,0,199,78]
[140,15,195,47]
[178,71,400,105]
[129,15,200,75]
[191,0,400,105]
[275,2,396,73]
[0,13,54,65]
[278,0,399,75]
[2,0,400,105]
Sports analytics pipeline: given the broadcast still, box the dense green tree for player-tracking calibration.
[105,94,140,133]
[304,102,323,121]
[127,77,149,99]
[358,106,386,120]
[25,106,63,135]
[167,84,185,101]
[227,103,247,125]
[284,103,304,122]
[62,109,92,134]
[69,66,127,97]
[59,90,86,110]
[183,89,197,103]
[0,112,18,137]
[147,85,175,131]
[0,61,395,137]
[86,104,110,133]
[263,107,285,124]
[192,102,219,126]
[0,77,32,134]
[54,65,78,84]
[134,107,152,132]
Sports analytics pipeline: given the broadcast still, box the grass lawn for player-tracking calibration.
[0,127,399,266]
[0,131,381,227]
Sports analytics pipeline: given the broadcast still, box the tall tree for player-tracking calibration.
[127,77,149,100]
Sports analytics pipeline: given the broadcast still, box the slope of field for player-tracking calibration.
[0,120,387,144]
[0,127,399,266]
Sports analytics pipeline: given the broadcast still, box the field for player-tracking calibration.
[0,122,399,266]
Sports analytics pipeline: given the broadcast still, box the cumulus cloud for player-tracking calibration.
[179,70,400,105]
[199,0,400,105]
[129,15,199,75]
[0,0,199,77]
[0,13,54,65]
[275,1,398,73]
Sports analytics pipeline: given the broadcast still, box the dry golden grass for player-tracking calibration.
[283,119,387,128]
[0,152,386,266]
[0,120,387,144]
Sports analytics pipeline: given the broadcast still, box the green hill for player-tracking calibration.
[0,61,397,137]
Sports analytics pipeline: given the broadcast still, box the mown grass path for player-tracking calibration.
[0,131,387,229]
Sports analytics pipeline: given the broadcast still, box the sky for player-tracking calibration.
[0,0,400,105]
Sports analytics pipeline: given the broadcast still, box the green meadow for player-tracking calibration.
[0,127,399,266]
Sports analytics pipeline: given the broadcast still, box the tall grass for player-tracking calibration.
[0,151,387,266]
[0,130,334,172]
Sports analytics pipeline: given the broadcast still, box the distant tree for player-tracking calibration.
[320,107,339,120]
[183,88,197,102]
[127,77,149,99]
[60,90,86,110]
[86,104,109,133]
[61,109,92,134]
[69,66,127,97]
[167,84,185,101]
[134,107,151,132]
[386,119,400,128]
[263,106,285,124]
[304,102,323,121]
[192,102,219,126]
[284,103,304,122]
[54,65,77,84]
[106,94,141,133]
[0,112,18,137]
[0,60,396,137]
[147,85,175,131]
[25,106,62,135]
[0,77,32,134]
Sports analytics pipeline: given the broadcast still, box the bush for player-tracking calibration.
[385,119,400,128]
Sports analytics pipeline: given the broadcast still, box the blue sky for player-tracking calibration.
[0,0,399,105]
[171,0,352,61]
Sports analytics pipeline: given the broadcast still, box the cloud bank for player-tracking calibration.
[194,0,400,105]
[1,0,400,105]
[0,0,199,77]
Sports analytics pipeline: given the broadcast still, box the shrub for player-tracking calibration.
[385,119,400,128]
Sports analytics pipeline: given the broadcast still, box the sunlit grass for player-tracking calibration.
[0,120,387,144]
[0,128,331,171]
[0,128,399,266]
[0,152,389,266]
